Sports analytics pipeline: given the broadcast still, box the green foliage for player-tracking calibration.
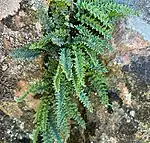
[74,46,85,88]
[60,48,73,80]
[11,0,135,142]
[10,45,41,60]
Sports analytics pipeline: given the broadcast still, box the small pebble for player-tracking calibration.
[130,110,135,117]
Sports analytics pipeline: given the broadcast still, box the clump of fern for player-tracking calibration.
[11,0,135,142]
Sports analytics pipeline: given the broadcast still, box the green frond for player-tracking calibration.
[51,29,69,46]
[60,48,73,80]
[79,91,93,112]
[33,96,63,143]
[74,25,113,54]
[77,1,112,28]
[33,97,51,143]
[94,63,108,74]
[55,80,70,139]
[56,77,86,140]
[73,46,86,86]
[29,34,52,50]
[65,99,86,129]
[72,74,93,112]
[37,4,54,33]
[32,127,40,143]
[72,73,82,96]
[48,116,63,143]
[42,129,53,143]
[91,73,109,105]
[68,104,86,129]
[48,0,70,29]
[42,112,63,143]
[15,80,49,102]
[84,48,98,66]
[34,97,50,130]
[41,103,49,131]
[53,64,63,93]
[76,14,111,39]
[10,46,41,60]
[102,2,136,18]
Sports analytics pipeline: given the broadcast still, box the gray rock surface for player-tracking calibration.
[0,0,22,20]
[0,0,42,142]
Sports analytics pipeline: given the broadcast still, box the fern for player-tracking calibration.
[76,14,111,38]
[74,25,113,53]
[10,45,41,60]
[53,64,62,93]
[79,91,93,112]
[73,46,86,87]
[91,73,109,105]
[10,0,135,142]
[15,80,49,102]
[77,1,111,27]
[60,48,73,80]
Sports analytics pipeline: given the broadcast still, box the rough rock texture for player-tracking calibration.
[0,0,42,142]
[0,0,22,20]
[0,0,150,143]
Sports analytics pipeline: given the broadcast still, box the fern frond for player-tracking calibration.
[48,115,63,143]
[33,96,51,143]
[73,46,86,86]
[75,25,113,53]
[53,64,63,93]
[77,1,112,28]
[76,14,111,39]
[79,91,93,112]
[34,96,63,143]
[37,4,54,33]
[10,46,41,60]
[91,73,109,105]
[29,34,52,50]
[42,129,53,143]
[94,63,108,74]
[72,73,82,96]
[55,80,70,139]
[84,48,98,66]
[67,102,86,129]
[60,48,72,80]
[56,77,86,140]
[15,80,49,102]
[102,2,136,17]
[51,29,69,46]
[72,73,93,112]
[32,127,40,143]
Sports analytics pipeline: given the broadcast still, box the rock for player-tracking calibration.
[0,0,22,20]
[0,0,43,142]
[0,110,31,143]
[0,101,23,119]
